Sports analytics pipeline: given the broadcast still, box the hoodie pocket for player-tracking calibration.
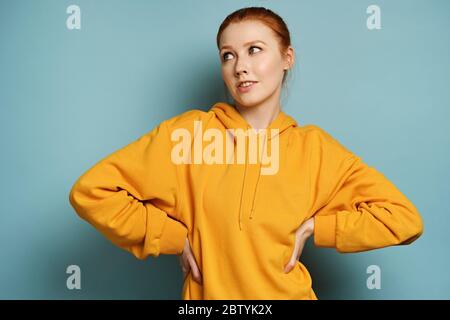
[280,248,311,287]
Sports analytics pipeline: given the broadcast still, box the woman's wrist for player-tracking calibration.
[298,217,315,238]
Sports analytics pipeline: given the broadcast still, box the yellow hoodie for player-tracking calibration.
[69,102,424,300]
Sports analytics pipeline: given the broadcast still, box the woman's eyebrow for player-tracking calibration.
[220,40,266,51]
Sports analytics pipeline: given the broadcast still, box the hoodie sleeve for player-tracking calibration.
[69,120,187,260]
[308,126,424,253]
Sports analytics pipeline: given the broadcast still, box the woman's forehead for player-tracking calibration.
[220,21,276,48]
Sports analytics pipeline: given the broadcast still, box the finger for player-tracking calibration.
[179,254,186,268]
[284,261,296,273]
[284,236,306,273]
[184,238,203,285]
[181,263,190,274]
[188,257,202,284]
[182,264,190,281]
[180,255,190,275]
[284,249,297,273]
[188,254,203,285]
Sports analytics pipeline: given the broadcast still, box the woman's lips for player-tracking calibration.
[238,82,257,93]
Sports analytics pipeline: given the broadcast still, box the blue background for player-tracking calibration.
[0,0,448,299]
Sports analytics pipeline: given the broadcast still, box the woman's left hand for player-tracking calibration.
[284,217,315,273]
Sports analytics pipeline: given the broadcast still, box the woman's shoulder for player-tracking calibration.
[297,124,356,162]
[163,108,212,129]
[293,123,331,139]
[293,123,353,154]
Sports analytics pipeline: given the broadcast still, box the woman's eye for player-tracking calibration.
[222,46,262,61]
[223,52,232,61]
[249,46,262,54]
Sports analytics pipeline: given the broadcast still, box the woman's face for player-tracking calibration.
[219,20,293,109]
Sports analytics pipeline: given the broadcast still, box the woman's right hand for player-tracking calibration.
[179,237,203,285]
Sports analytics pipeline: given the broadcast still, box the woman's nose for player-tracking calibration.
[235,59,249,77]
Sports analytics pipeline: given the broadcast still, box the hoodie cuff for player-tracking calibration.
[159,217,188,255]
[314,215,337,248]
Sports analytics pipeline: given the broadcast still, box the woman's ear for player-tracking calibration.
[284,46,295,70]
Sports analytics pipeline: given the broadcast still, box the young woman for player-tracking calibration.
[69,7,423,300]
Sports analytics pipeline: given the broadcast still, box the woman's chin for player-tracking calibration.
[234,96,265,109]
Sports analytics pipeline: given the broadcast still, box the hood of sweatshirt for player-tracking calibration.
[210,102,298,141]
[210,102,298,230]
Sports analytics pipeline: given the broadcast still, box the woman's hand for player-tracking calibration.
[284,217,315,273]
[179,237,203,285]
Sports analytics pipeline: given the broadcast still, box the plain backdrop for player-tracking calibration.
[0,0,449,299]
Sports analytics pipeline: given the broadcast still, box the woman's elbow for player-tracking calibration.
[69,181,79,211]
[401,209,424,245]
[68,179,91,221]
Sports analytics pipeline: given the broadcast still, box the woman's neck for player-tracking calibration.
[234,101,281,130]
